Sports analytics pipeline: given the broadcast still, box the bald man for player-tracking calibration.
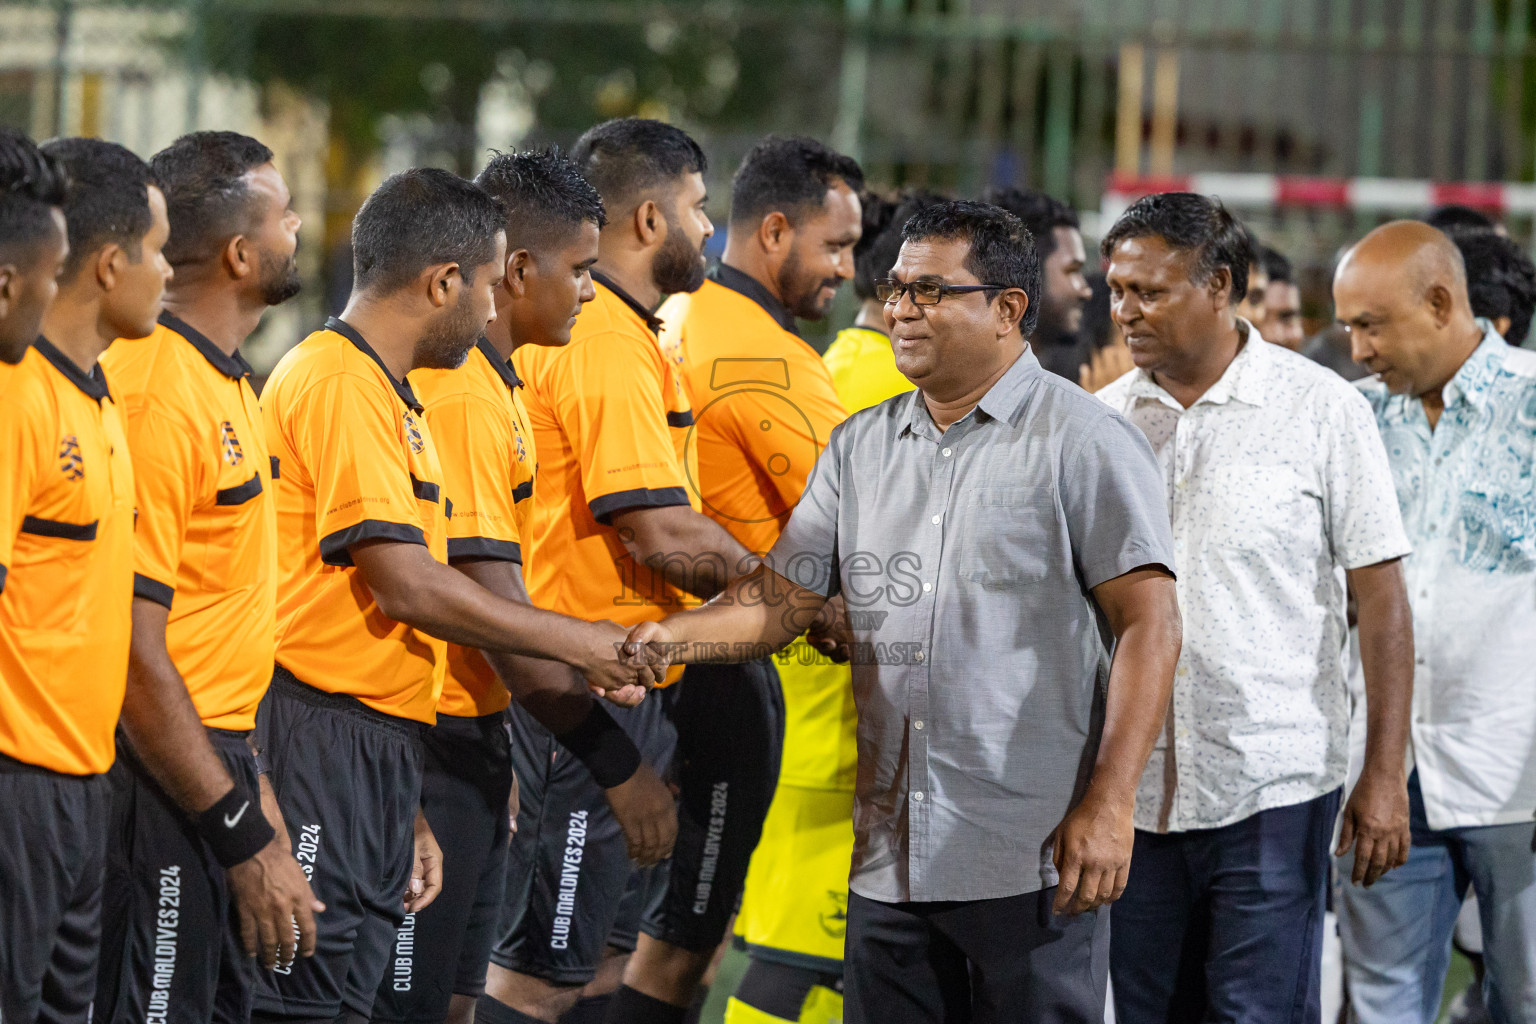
[1335,221,1536,1024]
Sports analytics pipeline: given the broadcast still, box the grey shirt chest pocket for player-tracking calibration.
[952,486,1059,588]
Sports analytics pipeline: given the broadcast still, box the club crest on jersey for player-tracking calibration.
[220,420,245,466]
[58,435,84,480]
[403,411,425,454]
[514,430,528,464]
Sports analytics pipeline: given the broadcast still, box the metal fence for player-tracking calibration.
[2,0,1533,357]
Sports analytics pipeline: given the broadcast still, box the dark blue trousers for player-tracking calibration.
[1110,788,1342,1024]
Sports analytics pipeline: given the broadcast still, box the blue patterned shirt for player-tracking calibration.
[1355,323,1536,829]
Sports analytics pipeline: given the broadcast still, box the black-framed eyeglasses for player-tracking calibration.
[875,278,1010,306]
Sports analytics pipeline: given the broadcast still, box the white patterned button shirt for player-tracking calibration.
[1352,323,1536,830]
[1098,323,1411,833]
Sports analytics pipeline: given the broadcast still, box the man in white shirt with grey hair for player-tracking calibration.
[1096,192,1417,1024]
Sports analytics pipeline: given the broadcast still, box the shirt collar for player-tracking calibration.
[709,263,800,335]
[590,271,664,336]
[33,335,111,403]
[1442,319,1509,411]
[475,335,522,391]
[158,311,252,381]
[901,346,1042,438]
[324,315,424,413]
[1124,318,1270,410]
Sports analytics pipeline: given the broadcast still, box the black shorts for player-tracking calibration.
[96,728,261,1024]
[253,666,426,1019]
[0,753,110,1024]
[494,659,783,984]
[370,709,513,1022]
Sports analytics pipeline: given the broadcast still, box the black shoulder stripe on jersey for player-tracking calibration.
[318,520,427,567]
[133,573,174,608]
[215,473,264,506]
[19,515,98,541]
[410,474,440,504]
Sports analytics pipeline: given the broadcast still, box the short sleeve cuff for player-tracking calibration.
[766,539,841,598]
[1080,543,1177,592]
[132,573,175,608]
[1337,539,1413,572]
[588,486,691,526]
[447,537,522,565]
[319,520,428,567]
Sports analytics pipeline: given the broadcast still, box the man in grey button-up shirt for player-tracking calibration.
[626,201,1181,1023]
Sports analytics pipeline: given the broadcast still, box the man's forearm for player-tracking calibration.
[353,542,615,669]
[649,565,825,663]
[121,599,239,813]
[1086,610,1181,804]
[408,569,609,660]
[614,505,757,601]
[1352,560,1414,775]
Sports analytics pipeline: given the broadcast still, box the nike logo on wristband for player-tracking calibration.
[224,801,250,829]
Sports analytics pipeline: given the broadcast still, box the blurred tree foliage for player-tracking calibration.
[209,0,841,172]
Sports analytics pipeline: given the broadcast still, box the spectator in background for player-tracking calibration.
[822,188,944,411]
[1335,220,1536,1024]
[1258,243,1307,351]
[1448,226,1536,346]
[1234,224,1270,328]
[981,185,1093,381]
[1096,192,1416,1024]
[1425,204,1501,235]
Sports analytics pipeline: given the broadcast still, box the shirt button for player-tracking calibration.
[931,514,942,525]
[922,582,933,593]
[913,720,924,730]
[1416,657,1426,666]
[912,791,925,802]
[1177,666,1189,677]
[941,447,952,457]
[914,650,925,663]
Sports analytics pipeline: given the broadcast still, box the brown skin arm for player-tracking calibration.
[1336,558,1414,886]
[610,504,757,602]
[348,539,661,692]
[122,599,322,969]
[453,558,677,865]
[623,564,828,663]
[1051,567,1182,916]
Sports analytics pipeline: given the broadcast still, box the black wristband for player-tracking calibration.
[196,786,276,869]
[556,701,642,789]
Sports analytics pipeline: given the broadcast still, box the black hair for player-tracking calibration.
[474,146,606,255]
[1100,192,1252,305]
[728,135,864,229]
[901,199,1042,336]
[1450,226,1536,346]
[979,185,1078,260]
[40,137,159,283]
[1426,204,1497,234]
[855,188,946,301]
[351,167,506,293]
[570,118,707,214]
[1258,243,1292,284]
[149,131,275,267]
[0,128,69,261]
